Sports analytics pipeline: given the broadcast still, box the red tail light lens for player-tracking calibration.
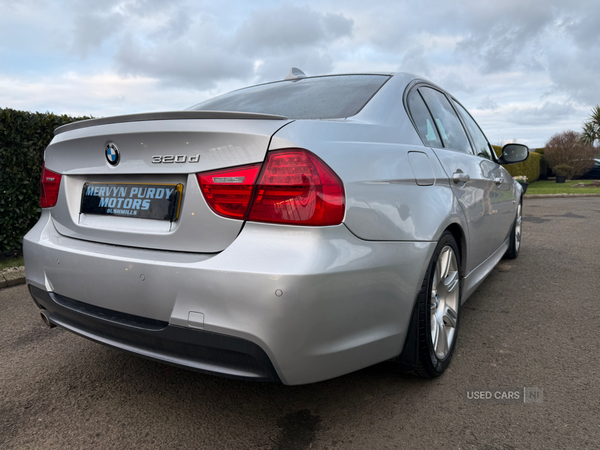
[40,163,62,208]
[249,149,345,226]
[197,164,261,219]
[198,149,345,225]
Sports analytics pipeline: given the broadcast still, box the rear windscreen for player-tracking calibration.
[187,75,390,119]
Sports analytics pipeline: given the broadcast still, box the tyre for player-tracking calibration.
[414,231,461,378]
[503,200,522,260]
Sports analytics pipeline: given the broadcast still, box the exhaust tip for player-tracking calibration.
[40,311,56,328]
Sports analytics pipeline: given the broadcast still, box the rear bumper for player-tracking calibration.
[29,285,279,381]
[24,211,436,385]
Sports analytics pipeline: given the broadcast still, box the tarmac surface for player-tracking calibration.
[1,197,599,449]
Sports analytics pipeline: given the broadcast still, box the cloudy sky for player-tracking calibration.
[1,0,599,147]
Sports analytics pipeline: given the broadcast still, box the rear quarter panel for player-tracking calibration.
[269,118,468,245]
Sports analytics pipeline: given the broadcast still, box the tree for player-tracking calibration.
[581,105,600,148]
[544,130,595,179]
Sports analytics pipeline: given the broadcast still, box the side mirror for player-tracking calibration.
[498,143,529,165]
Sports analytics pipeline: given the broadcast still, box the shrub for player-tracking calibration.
[544,130,595,178]
[0,108,91,255]
[553,164,574,179]
[538,154,550,180]
[492,145,541,183]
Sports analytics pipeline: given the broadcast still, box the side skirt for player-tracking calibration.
[461,238,509,304]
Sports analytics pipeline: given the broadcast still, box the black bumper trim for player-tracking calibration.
[28,285,280,382]
[53,291,169,330]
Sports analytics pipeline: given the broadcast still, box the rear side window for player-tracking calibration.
[419,87,472,154]
[407,89,443,148]
[453,100,494,160]
[188,75,390,119]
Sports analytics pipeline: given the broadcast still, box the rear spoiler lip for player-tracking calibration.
[54,110,289,136]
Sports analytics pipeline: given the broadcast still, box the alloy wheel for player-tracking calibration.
[430,245,460,360]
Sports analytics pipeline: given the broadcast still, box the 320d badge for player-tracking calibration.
[151,154,200,164]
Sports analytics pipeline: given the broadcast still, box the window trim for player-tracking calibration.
[404,81,475,155]
[450,96,498,163]
[405,87,443,148]
[417,85,475,155]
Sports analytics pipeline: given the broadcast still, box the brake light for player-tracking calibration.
[40,163,62,208]
[197,164,261,219]
[197,149,345,226]
[248,149,345,226]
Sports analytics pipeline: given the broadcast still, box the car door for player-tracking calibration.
[452,99,516,254]
[412,86,497,273]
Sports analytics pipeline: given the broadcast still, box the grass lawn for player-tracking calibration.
[0,256,24,270]
[526,179,600,195]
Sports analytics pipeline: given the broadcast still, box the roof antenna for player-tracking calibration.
[284,67,307,80]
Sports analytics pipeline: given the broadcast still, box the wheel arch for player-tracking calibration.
[444,222,467,279]
[394,222,466,374]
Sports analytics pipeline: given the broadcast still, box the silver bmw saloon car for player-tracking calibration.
[24,71,528,385]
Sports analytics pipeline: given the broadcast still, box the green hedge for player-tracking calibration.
[0,108,90,256]
[492,145,541,183]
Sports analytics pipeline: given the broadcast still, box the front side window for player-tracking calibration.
[419,87,472,154]
[453,100,494,160]
[407,89,442,148]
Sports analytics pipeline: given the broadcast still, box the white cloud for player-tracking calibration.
[0,72,209,117]
[236,4,353,52]
[1,0,599,147]
[505,101,578,125]
[478,96,499,111]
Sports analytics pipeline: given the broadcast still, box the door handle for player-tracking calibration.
[452,172,470,183]
[493,177,503,185]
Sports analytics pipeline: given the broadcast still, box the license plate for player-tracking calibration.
[80,183,183,221]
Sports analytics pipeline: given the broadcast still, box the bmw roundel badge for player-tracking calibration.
[105,143,120,166]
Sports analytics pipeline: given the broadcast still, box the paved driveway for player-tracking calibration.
[1,197,599,449]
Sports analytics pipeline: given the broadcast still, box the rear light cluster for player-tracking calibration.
[40,163,62,208]
[197,164,261,220]
[198,149,345,226]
